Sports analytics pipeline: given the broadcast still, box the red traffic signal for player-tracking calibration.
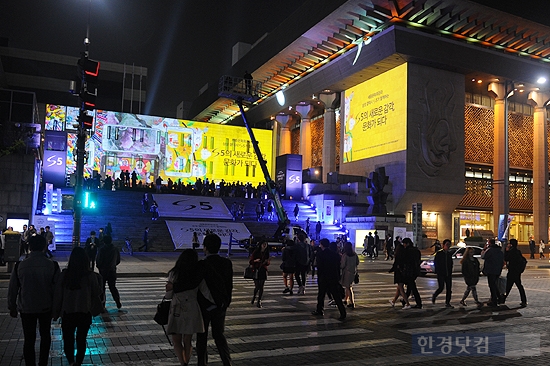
[79,111,94,130]
[78,55,100,85]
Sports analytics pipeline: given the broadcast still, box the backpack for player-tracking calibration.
[519,256,527,273]
[297,241,310,266]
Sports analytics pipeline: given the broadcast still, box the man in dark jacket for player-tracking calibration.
[403,238,422,308]
[311,238,346,320]
[481,239,504,307]
[8,235,60,366]
[504,239,527,307]
[431,239,454,308]
[84,230,99,270]
[196,234,233,366]
[96,235,121,309]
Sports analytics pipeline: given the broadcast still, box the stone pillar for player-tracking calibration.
[438,212,453,244]
[487,82,509,237]
[528,91,550,242]
[275,115,292,156]
[319,93,338,182]
[296,104,314,169]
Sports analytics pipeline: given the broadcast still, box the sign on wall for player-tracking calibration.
[343,63,408,162]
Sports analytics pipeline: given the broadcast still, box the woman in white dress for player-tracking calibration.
[165,249,214,366]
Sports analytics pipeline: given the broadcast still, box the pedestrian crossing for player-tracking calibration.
[1,273,547,365]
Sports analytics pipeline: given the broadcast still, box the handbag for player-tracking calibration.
[153,297,171,326]
[244,266,257,279]
[354,273,359,284]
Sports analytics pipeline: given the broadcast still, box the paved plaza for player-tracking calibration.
[2,252,550,365]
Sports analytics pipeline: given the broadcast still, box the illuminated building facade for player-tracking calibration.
[190,0,550,244]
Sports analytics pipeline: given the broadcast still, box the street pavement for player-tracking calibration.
[2,250,550,365]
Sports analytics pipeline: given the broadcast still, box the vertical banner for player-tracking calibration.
[498,214,513,242]
[324,200,334,224]
[44,183,54,215]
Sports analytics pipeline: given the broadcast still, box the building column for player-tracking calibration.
[488,82,509,237]
[528,91,550,242]
[296,104,314,170]
[438,212,453,244]
[275,115,292,156]
[319,93,338,182]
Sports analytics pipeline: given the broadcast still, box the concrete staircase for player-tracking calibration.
[41,190,346,252]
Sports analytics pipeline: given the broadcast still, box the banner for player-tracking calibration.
[343,63,407,162]
[166,221,251,250]
[323,200,334,224]
[152,194,233,220]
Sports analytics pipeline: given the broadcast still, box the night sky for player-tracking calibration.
[1,0,307,117]
[1,0,548,118]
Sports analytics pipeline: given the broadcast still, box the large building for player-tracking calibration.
[188,0,550,244]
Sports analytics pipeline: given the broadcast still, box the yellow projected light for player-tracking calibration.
[343,63,407,162]
[160,121,272,185]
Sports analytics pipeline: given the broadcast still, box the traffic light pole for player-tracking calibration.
[72,124,86,247]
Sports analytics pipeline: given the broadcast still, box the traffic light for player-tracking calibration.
[77,53,100,112]
[79,111,94,130]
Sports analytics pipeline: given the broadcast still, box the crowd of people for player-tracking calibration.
[7,229,122,366]
[88,170,270,200]
[7,229,235,366]
[5,221,531,366]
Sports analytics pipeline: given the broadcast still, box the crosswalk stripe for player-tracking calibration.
[5,275,544,366]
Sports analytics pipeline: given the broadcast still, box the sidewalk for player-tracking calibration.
[2,247,549,280]
[0,250,398,279]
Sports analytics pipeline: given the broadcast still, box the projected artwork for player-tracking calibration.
[343,63,408,162]
[45,106,272,185]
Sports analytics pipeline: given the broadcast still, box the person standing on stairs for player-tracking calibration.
[293,204,299,221]
[315,221,322,240]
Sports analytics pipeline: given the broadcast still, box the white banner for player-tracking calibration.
[166,221,251,250]
[323,199,334,224]
[152,194,233,220]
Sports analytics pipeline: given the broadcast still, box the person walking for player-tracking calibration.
[402,238,422,309]
[138,227,149,252]
[196,234,233,366]
[192,232,200,250]
[84,231,99,270]
[281,240,297,295]
[295,234,310,295]
[44,225,54,258]
[166,249,215,366]
[293,204,299,221]
[529,236,536,259]
[384,234,394,260]
[389,241,411,309]
[503,239,527,307]
[105,222,113,237]
[96,235,122,310]
[459,247,482,308]
[481,239,505,307]
[539,239,545,259]
[52,247,102,366]
[341,242,359,308]
[8,235,60,366]
[311,239,346,320]
[431,239,454,308]
[249,241,271,308]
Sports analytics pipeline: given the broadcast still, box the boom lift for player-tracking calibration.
[218,75,290,240]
